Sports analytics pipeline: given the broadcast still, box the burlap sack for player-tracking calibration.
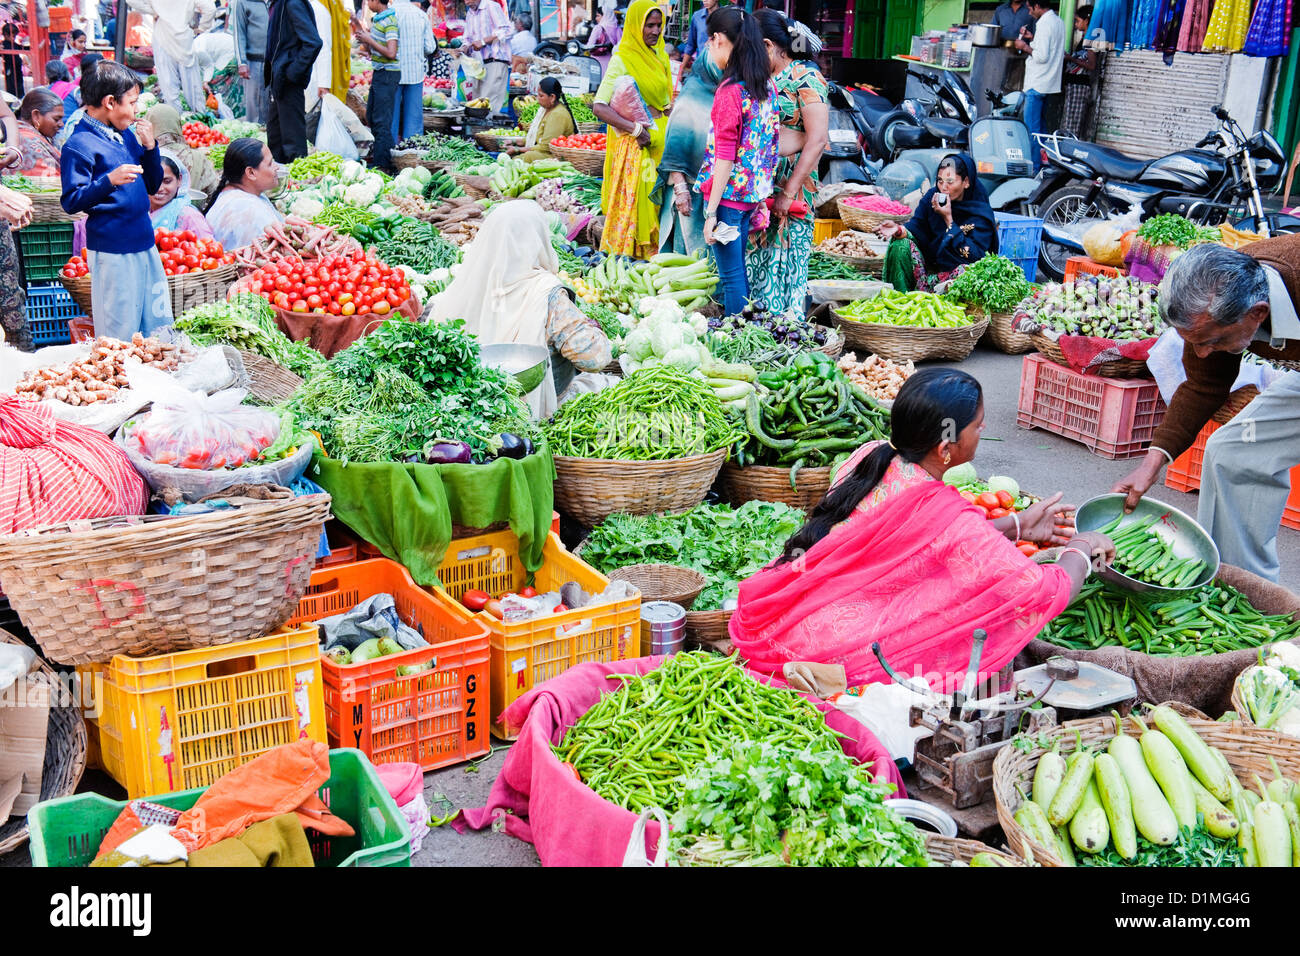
[1016,565,1300,718]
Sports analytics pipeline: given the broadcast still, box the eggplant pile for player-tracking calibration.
[1028,275,1162,341]
[707,308,830,349]
[407,433,536,466]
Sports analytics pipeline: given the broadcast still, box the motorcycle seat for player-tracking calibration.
[1066,141,1149,181]
[892,124,929,149]
[923,117,968,144]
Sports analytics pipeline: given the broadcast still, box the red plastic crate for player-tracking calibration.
[1063,256,1123,282]
[1164,419,1300,531]
[287,559,491,771]
[315,520,360,569]
[1016,353,1167,459]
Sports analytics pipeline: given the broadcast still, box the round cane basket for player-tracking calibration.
[607,563,706,609]
[59,272,95,317]
[831,309,989,363]
[817,247,885,273]
[924,834,1025,867]
[993,702,1300,867]
[26,189,85,224]
[455,173,491,199]
[391,148,422,170]
[550,143,606,177]
[1212,385,1260,424]
[1030,332,1149,378]
[236,349,305,403]
[718,461,831,512]
[0,630,88,857]
[836,199,910,232]
[685,607,733,653]
[0,495,332,665]
[475,131,523,151]
[167,263,238,317]
[552,449,727,527]
[577,121,605,134]
[968,306,1034,354]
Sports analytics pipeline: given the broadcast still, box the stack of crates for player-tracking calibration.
[17,221,84,346]
[24,284,82,346]
[1164,420,1300,531]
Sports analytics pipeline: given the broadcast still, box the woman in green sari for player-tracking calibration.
[652,53,723,256]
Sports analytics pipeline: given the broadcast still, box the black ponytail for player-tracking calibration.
[204,137,267,214]
[539,76,576,133]
[778,367,983,562]
[707,7,771,101]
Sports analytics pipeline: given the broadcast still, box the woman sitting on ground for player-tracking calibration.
[203,137,285,250]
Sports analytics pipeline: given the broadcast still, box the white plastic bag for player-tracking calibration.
[212,93,235,120]
[315,102,359,161]
[621,807,670,867]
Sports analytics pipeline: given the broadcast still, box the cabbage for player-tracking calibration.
[625,328,654,362]
[942,462,979,486]
[987,475,1020,498]
[651,323,685,358]
[663,346,701,372]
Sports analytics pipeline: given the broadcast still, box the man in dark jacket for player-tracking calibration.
[265,0,323,162]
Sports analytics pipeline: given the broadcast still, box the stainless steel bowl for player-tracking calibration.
[479,344,550,395]
[1075,493,1220,595]
[971,23,1002,46]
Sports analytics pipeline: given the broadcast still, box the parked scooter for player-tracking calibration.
[821,82,876,186]
[1029,105,1299,279]
[867,69,978,162]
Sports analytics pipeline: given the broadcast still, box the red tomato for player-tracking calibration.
[1016,542,1040,556]
[520,586,538,598]
[975,492,1000,510]
[306,293,323,309]
[994,490,1015,510]
[959,490,977,503]
[180,230,196,243]
[987,507,1011,519]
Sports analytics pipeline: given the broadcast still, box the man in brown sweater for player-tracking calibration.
[1114,234,1300,582]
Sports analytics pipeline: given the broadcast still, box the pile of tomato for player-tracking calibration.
[245,250,412,316]
[460,586,569,621]
[961,488,1045,557]
[182,121,229,149]
[61,250,89,279]
[155,229,233,276]
[552,132,606,151]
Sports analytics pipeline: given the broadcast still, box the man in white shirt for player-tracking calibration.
[127,0,216,111]
[392,0,437,141]
[1014,0,1064,171]
[509,12,536,56]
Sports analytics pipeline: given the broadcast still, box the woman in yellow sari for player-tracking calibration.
[592,0,674,258]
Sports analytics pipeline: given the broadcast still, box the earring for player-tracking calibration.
[943,451,951,465]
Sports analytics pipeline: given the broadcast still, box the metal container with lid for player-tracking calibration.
[972,23,1002,46]
[640,601,686,657]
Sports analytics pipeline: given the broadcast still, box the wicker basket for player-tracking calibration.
[0,495,332,665]
[59,271,94,317]
[686,607,733,653]
[26,189,85,224]
[924,834,1025,867]
[167,263,238,317]
[971,307,1034,354]
[553,449,727,527]
[550,143,606,177]
[993,703,1300,867]
[817,247,884,273]
[1031,332,1149,378]
[237,349,305,403]
[1213,385,1260,424]
[455,173,492,199]
[836,199,910,232]
[391,148,422,170]
[718,461,830,512]
[474,131,524,151]
[0,630,88,857]
[815,327,844,361]
[607,563,706,609]
[831,310,989,363]
[577,121,606,134]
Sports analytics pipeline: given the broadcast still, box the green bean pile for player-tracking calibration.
[543,366,744,460]
[288,152,345,179]
[556,652,844,814]
[311,204,378,234]
[1040,579,1300,656]
[1097,513,1208,588]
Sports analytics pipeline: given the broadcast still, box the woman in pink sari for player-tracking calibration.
[729,368,1115,694]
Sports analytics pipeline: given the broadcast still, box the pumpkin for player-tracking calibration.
[1119,228,1139,261]
[1082,222,1125,266]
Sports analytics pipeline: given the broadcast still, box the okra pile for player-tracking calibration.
[555,652,844,814]
[1098,513,1208,589]
[1040,578,1300,655]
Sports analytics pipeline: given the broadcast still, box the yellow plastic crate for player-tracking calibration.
[814,218,849,245]
[431,531,640,738]
[95,626,326,799]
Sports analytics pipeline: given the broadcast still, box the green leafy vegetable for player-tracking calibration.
[1137,214,1200,248]
[1078,822,1242,867]
[944,253,1032,313]
[174,294,324,378]
[578,300,626,340]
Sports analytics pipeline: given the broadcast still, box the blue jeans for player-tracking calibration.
[1023,90,1046,170]
[368,68,400,171]
[712,204,752,318]
[392,82,424,143]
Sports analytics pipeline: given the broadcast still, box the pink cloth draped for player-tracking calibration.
[456,656,904,867]
[728,480,1074,692]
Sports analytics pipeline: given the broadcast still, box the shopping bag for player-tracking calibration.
[621,806,669,867]
[315,101,359,160]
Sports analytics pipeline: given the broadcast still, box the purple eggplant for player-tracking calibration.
[495,433,535,460]
[423,439,473,465]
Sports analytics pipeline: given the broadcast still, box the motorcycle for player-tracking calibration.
[821,82,877,186]
[868,68,978,162]
[1029,106,1299,280]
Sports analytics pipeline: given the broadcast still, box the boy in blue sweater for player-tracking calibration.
[60,60,173,339]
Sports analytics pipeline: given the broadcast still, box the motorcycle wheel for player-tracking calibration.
[869,107,920,161]
[1036,183,1113,281]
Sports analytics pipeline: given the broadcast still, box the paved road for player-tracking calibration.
[6,344,1296,867]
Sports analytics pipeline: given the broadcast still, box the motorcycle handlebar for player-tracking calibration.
[1212,105,1230,121]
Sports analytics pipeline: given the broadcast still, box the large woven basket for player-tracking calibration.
[455,173,491,199]
[993,703,1300,867]
[0,630,88,857]
[686,607,733,653]
[924,834,1025,867]
[550,143,606,177]
[815,327,844,361]
[27,188,85,224]
[1031,332,1149,378]
[831,310,989,363]
[236,349,304,403]
[168,263,238,317]
[607,563,706,609]
[59,271,94,317]
[0,495,332,665]
[553,449,727,527]
[836,199,910,232]
[474,131,524,151]
[971,307,1034,354]
[1213,385,1259,424]
[718,461,829,512]
[391,148,422,170]
[577,121,605,134]
[817,247,884,273]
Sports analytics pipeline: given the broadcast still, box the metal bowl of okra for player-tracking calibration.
[1075,494,1220,596]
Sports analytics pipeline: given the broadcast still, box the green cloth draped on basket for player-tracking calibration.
[308,448,556,586]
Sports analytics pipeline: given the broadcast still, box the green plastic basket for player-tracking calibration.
[16,221,75,284]
[26,749,411,867]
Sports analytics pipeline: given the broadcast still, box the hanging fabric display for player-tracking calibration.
[1129,0,1163,48]
[1202,0,1251,51]
[1088,0,1130,49]
[1243,0,1291,56]
[1155,0,1187,60]
[1177,0,1215,52]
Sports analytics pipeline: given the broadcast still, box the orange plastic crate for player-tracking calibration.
[316,520,360,569]
[95,626,326,799]
[1063,255,1123,282]
[431,530,640,739]
[288,559,491,770]
[1017,353,1166,459]
[1164,419,1300,531]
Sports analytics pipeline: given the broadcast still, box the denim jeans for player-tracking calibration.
[392,82,424,143]
[368,68,400,171]
[1023,90,1046,170]
[712,204,753,317]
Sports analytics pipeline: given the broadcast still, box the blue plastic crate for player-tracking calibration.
[1009,256,1039,283]
[996,212,1043,282]
[24,283,83,346]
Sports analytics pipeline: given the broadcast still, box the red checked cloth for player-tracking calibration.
[0,394,148,533]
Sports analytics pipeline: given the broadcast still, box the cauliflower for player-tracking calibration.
[344,175,382,207]
[688,311,709,337]
[1265,642,1300,671]
[289,195,325,220]
[340,160,366,184]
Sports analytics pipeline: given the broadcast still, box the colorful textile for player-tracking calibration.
[0,225,28,351]
[1087,0,1129,48]
[14,121,60,177]
[1203,0,1251,51]
[728,447,1074,689]
[653,54,723,257]
[1244,0,1291,57]
[599,122,664,258]
[1127,0,1162,48]
[694,79,778,209]
[1177,0,1213,51]
[884,236,933,292]
[322,0,354,99]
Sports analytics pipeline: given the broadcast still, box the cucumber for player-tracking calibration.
[1137,719,1198,830]
[1032,739,1067,811]
[1253,801,1293,867]
[1284,802,1300,867]
[1108,715,1178,846]
[1094,753,1137,860]
[1148,704,1232,802]
[1069,778,1110,854]
[1048,749,1095,827]
[1014,799,1057,856]
[1189,776,1240,839]
[969,852,1015,867]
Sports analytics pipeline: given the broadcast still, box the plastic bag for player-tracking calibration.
[621,807,669,866]
[212,93,235,120]
[314,99,360,161]
[607,75,656,130]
